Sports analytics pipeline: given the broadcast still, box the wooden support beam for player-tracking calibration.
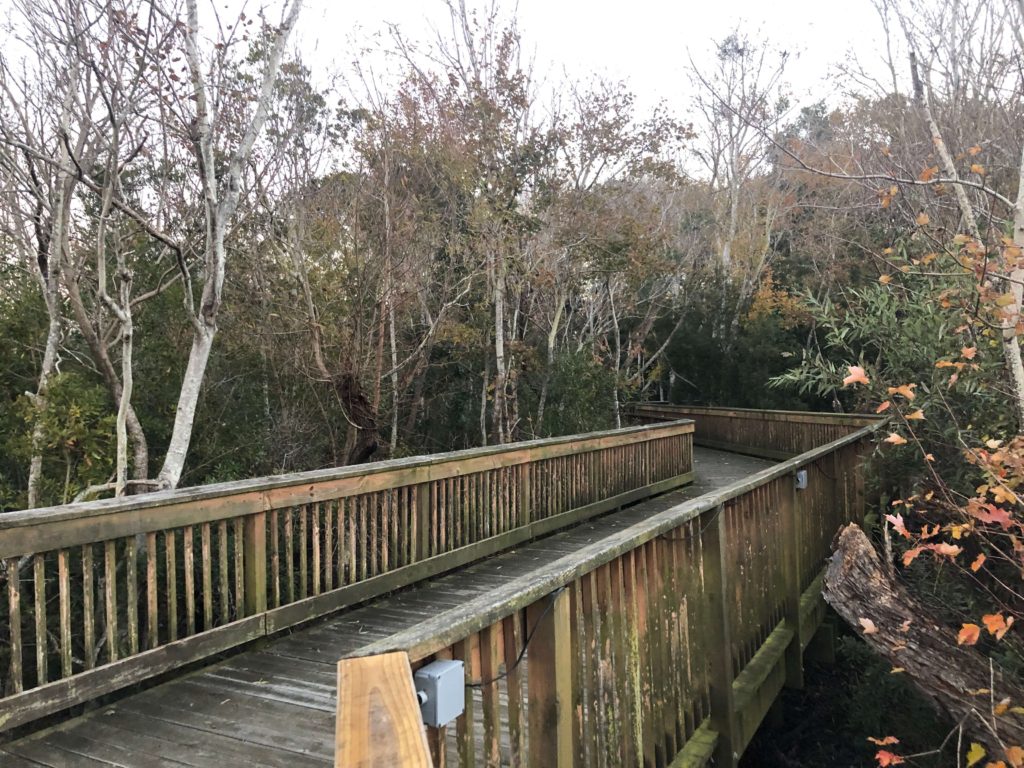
[335,651,431,768]
[779,473,804,690]
[527,588,574,768]
[243,511,267,616]
[703,505,738,768]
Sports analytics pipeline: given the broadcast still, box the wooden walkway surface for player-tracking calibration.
[0,448,772,768]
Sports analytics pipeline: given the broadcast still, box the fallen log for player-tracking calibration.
[823,523,1024,759]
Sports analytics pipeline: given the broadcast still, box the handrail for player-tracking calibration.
[0,419,694,732]
[340,412,880,767]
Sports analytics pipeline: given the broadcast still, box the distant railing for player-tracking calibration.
[0,419,694,732]
[625,403,879,460]
[338,409,882,767]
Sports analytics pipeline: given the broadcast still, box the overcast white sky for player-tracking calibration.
[294,0,889,113]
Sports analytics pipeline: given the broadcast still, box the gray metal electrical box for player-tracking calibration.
[414,659,465,727]
[795,469,808,491]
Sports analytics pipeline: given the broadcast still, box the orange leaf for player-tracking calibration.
[879,274,893,285]
[968,145,983,156]
[859,617,878,634]
[962,346,978,360]
[884,433,908,446]
[983,614,1014,640]
[930,542,962,557]
[919,165,939,181]
[959,623,981,645]
[868,736,900,745]
[971,163,986,175]
[887,383,917,400]
[903,546,924,566]
[916,212,930,226]
[906,409,925,420]
[983,614,1007,635]
[877,750,906,766]
[1005,745,1024,767]
[843,365,870,387]
[971,554,987,572]
[877,401,893,413]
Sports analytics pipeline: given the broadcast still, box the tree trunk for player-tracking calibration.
[823,524,1024,758]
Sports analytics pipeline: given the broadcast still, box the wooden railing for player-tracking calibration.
[338,410,882,767]
[0,419,694,732]
[625,403,879,460]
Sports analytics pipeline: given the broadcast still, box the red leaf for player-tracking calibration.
[877,750,906,766]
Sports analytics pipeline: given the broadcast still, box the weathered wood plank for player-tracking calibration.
[335,651,430,768]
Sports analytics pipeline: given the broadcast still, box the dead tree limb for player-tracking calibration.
[823,523,1024,757]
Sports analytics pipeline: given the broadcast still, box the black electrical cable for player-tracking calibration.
[465,586,566,689]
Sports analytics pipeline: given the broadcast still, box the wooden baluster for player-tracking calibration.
[454,634,477,768]
[781,470,804,690]
[269,510,281,608]
[284,509,294,604]
[125,538,139,655]
[527,588,574,767]
[312,503,321,595]
[7,558,22,692]
[83,545,95,669]
[480,621,502,768]
[299,504,309,598]
[358,495,368,581]
[704,504,738,768]
[568,580,585,768]
[234,517,245,616]
[145,533,158,648]
[104,542,118,663]
[201,524,213,628]
[166,530,178,641]
[183,527,195,636]
[34,554,47,682]
[58,550,72,678]
[218,520,229,622]
[503,611,526,767]
[324,502,334,591]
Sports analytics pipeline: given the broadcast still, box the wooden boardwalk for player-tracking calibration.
[0,448,771,768]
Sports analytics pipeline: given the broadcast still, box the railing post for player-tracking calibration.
[780,471,804,690]
[527,588,574,768]
[704,504,738,768]
[243,511,267,616]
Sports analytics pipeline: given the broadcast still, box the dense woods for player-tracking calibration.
[4,0,1024,763]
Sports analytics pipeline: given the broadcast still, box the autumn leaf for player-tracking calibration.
[971,553,987,572]
[916,212,930,226]
[884,433,908,446]
[968,144,983,156]
[906,409,925,420]
[1005,745,1024,767]
[919,165,939,181]
[995,697,1011,716]
[903,546,924,566]
[879,274,893,285]
[886,513,911,539]
[843,365,870,387]
[876,750,906,766]
[962,346,978,360]
[859,617,878,634]
[959,624,982,646]
[983,614,1013,641]
[971,163,986,175]
[930,542,962,557]
[968,743,987,767]
[876,401,892,413]
[887,383,917,400]
[868,736,900,745]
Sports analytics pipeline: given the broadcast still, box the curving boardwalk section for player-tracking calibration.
[0,448,771,767]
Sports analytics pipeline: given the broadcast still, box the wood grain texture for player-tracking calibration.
[335,651,430,768]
